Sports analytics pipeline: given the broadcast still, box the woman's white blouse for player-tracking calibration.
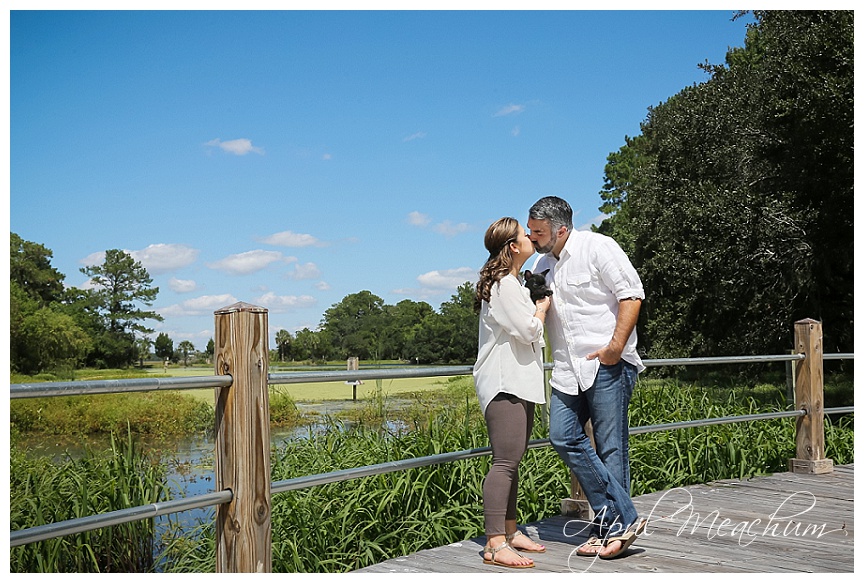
[473,274,547,415]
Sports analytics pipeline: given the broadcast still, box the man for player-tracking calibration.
[527,196,646,560]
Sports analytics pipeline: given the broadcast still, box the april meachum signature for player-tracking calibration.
[643,488,847,547]
[562,489,847,572]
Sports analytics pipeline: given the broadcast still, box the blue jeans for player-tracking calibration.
[549,360,639,537]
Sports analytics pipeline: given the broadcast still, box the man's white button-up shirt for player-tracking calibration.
[532,230,645,396]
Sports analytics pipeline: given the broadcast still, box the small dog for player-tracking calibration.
[523,269,552,303]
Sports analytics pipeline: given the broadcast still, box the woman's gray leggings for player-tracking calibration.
[483,392,535,536]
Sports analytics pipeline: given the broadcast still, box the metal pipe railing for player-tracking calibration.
[9,352,854,550]
[10,490,233,547]
[10,404,854,547]
[10,375,233,399]
[12,353,834,399]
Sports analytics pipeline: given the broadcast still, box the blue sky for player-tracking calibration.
[8,6,759,352]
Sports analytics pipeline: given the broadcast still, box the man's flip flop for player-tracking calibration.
[575,536,605,557]
[599,531,638,560]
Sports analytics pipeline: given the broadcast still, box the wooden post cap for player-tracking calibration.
[215,301,268,315]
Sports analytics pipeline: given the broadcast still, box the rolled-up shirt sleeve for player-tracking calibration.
[488,276,544,345]
[597,239,645,301]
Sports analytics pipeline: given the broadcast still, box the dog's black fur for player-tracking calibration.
[523,269,552,303]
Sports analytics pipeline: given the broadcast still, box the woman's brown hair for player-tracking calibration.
[474,217,520,311]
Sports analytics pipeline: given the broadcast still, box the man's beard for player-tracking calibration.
[532,231,557,254]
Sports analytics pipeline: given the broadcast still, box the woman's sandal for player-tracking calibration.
[506,530,546,553]
[483,541,535,569]
[576,536,605,557]
[599,530,638,560]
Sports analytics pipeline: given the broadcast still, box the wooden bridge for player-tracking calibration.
[356,464,854,573]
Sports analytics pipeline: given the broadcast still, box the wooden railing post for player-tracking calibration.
[214,301,272,572]
[347,356,360,401]
[789,318,833,475]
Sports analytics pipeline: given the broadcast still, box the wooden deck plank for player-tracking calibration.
[353,464,853,573]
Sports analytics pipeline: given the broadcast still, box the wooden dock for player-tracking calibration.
[355,464,854,573]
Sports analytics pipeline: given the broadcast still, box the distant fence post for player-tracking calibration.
[347,356,360,401]
[789,318,834,475]
[214,302,272,573]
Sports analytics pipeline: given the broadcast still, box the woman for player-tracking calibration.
[473,217,551,569]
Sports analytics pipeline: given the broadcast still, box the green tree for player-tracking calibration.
[10,232,65,304]
[80,250,163,367]
[134,336,153,367]
[407,283,478,364]
[154,332,174,362]
[293,327,330,362]
[9,233,92,374]
[15,304,92,375]
[320,291,385,360]
[595,134,649,257]
[600,10,852,358]
[206,338,215,360]
[437,282,479,363]
[381,299,435,361]
[177,340,195,367]
[275,329,293,362]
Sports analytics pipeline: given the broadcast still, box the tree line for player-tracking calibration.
[9,11,852,375]
[8,233,480,373]
[272,285,477,364]
[10,236,165,374]
[596,10,852,358]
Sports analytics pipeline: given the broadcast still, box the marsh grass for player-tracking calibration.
[9,431,168,573]
[154,375,853,573]
[11,374,853,573]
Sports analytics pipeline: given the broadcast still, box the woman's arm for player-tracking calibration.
[489,277,546,344]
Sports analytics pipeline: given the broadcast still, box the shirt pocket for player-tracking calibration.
[563,272,593,304]
[568,272,592,288]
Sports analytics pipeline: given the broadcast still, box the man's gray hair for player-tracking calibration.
[529,196,573,231]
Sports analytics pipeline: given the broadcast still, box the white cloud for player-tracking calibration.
[159,294,238,317]
[169,277,198,293]
[289,262,321,280]
[253,292,317,313]
[207,250,290,275]
[392,267,478,300]
[493,104,525,117]
[407,211,431,227]
[261,230,323,247]
[315,281,331,291]
[205,138,264,155]
[130,243,199,274]
[79,244,199,274]
[433,220,471,238]
[403,131,427,142]
[511,126,521,137]
[79,251,106,267]
[408,212,472,238]
[417,267,477,290]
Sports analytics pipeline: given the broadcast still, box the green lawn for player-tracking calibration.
[145,365,462,404]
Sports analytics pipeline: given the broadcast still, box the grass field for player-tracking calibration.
[144,365,463,404]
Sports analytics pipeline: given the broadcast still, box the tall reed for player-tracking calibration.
[13,375,854,573]
[9,431,168,572]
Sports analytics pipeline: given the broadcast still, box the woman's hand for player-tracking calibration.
[534,296,551,316]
